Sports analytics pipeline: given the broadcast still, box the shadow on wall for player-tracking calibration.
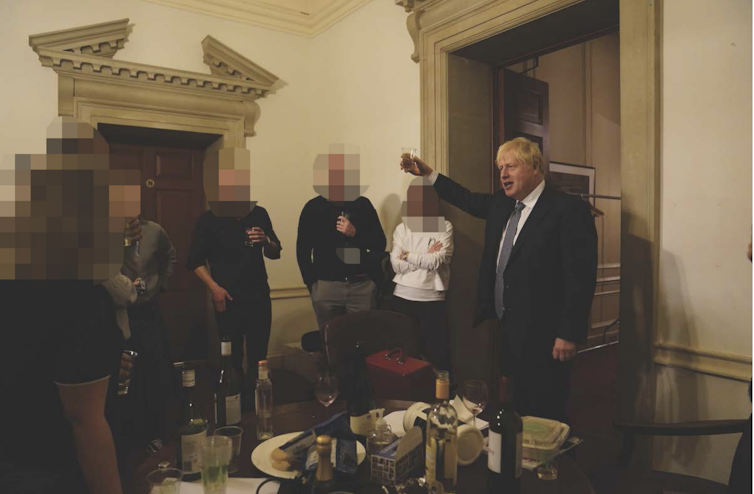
[654,249,706,467]
[446,219,487,385]
[379,192,402,251]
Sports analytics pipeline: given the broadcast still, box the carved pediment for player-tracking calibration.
[202,35,280,88]
[29,18,130,58]
[29,20,283,137]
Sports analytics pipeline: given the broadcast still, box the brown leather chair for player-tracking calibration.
[322,309,423,371]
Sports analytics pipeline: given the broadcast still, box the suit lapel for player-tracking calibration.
[507,182,554,265]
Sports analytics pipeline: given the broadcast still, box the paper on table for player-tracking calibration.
[383,410,407,437]
[179,478,280,493]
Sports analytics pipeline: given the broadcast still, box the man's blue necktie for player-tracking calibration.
[495,201,525,320]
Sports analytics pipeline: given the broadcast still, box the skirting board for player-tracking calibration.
[654,342,752,382]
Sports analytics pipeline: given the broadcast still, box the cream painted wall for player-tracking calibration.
[0,0,419,359]
[655,0,752,484]
[306,0,420,251]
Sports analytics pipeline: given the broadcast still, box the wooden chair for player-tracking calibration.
[603,418,751,494]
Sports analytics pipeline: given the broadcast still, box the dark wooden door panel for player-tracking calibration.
[110,142,206,362]
[494,68,550,193]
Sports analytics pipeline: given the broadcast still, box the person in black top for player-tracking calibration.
[297,144,387,328]
[187,148,281,399]
[0,116,134,494]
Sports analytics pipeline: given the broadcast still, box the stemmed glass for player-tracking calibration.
[462,380,489,429]
[313,367,339,420]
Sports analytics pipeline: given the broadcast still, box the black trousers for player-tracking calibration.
[390,296,453,377]
[499,317,572,423]
[215,290,272,389]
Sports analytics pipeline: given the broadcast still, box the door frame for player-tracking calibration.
[408,0,662,467]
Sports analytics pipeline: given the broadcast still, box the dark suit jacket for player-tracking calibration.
[434,174,597,356]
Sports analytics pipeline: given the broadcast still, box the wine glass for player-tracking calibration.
[462,380,489,429]
[313,369,339,419]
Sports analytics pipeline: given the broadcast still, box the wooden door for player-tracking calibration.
[494,68,550,192]
[110,143,207,362]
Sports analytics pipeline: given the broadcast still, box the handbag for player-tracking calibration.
[366,348,436,402]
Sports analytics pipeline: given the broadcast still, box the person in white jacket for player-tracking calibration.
[391,176,454,375]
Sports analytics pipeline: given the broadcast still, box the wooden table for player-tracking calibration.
[128,400,594,494]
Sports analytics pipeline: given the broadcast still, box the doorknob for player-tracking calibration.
[146,179,155,188]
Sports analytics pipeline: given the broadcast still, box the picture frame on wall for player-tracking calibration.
[549,162,596,205]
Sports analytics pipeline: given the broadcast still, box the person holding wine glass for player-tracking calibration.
[296,143,386,330]
[399,138,598,423]
[187,148,282,410]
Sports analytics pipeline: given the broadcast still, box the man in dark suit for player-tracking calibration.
[400,137,597,422]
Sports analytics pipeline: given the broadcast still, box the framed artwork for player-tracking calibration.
[549,162,596,204]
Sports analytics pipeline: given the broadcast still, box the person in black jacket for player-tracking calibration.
[297,144,386,329]
[187,148,281,404]
[400,137,597,422]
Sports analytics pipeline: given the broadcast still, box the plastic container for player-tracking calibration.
[521,417,570,462]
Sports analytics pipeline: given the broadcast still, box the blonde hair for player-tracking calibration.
[496,137,547,175]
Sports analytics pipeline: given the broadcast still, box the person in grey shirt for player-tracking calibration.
[119,215,177,454]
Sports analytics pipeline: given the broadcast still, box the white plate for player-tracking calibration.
[251,431,366,479]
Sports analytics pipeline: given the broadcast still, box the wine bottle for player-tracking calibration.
[487,376,523,493]
[425,370,458,494]
[311,435,356,494]
[346,341,376,438]
[255,360,274,440]
[176,368,207,481]
[215,338,242,427]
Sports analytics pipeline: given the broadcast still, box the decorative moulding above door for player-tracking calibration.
[29,18,131,58]
[29,19,281,142]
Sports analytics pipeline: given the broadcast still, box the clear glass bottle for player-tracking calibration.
[215,338,242,427]
[255,359,273,440]
[368,418,396,457]
[425,370,458,494]
[176,368,207,481]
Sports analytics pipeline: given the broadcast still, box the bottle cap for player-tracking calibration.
[258,360,268,368]
[435,370,450,400]
[182,369,196,387]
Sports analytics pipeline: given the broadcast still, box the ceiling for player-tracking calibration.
[139,0,373,37]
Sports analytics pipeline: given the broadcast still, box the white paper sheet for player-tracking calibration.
[179,478,280,493]
[383,410,407,437]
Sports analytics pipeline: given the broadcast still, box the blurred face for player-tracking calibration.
[497,152,543,201]
[312,144,366,203]
[203,148,256,217]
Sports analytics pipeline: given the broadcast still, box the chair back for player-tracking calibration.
[322,310,422,371]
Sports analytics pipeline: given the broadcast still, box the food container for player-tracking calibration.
[521,417,570,462]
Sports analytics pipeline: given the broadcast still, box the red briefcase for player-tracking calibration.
[366,348,435,402]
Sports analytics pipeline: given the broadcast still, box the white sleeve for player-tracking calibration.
[405,222,454,270]
[428,170,439,184]
[390,225,416,274]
